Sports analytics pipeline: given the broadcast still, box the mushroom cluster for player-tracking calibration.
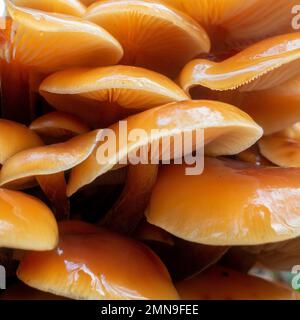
[0,0,299,300]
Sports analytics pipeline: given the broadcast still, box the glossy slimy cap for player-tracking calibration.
[176,265,298,300]
[146,157,300,245]
[5,1,123,72]
[259,123,300,167]
[39,66,189,127]
[85,0,210,77]
[17,221,179,300]
[163,0,297,50]
[30,111,90,142]
[0,119,43,164]
[13,0,86,16]
[178,32,300,92]
[0,130,102,186]
[67,100,262,195]
[0,188,58,250]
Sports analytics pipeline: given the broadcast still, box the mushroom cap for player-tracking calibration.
[259,124,300,167]
[6,2,123,72]
[17,222,179,300]
[233,75,300,135]
[236,145,273,166]
[0,119,43,164]
[30,111,90,142]
[178,32,300,93]
[176,265,298,300]
[85,0,210,77]
[39,66,189,127]
[146,157,300,245]
[163,0,297,50]
[243,236,300,270]
[0,188,58,250]
[13,0,86,16]
[0,282,67,300]
[67,100,262,196]
[0,130,102,186]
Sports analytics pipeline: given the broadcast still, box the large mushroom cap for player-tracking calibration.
[259,123,300,167]
[17,221,179,300]
[13,0,87,16]
[67,100,262,196]
[176,265,298,300]
[39,66,189,127]
[146,157,300,245]
[178,32,300,93]
[6,1,123,72]
[85,0,210,77]
[163,0,297,51]
[0,188,58,250]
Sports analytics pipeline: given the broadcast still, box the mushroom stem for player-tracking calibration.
[0,60,33,124]
[37,173,70,221]
[102,164,158,235]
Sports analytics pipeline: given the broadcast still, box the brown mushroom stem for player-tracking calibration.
[102,164,158,235]
[37,173,70,221]
[0,60,33,124]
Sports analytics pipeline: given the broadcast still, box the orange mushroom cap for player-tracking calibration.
[30,111,90,142]
[176,265,298,300]
[259,123,300,167]
[163,0,298,51]
[0,130,102,187]
[231,75,300,135]
[236,145,273,166]
[146,157,300,245]
[85,0,210,77]
[178,32,300,93]
[0,188,58,250]
[67,100,262,196]
[0,282,67,300]
[39,66,189,127]
[5,1,123,72]
[243,236,300,270]
[13,0,87,16]
[17,221,179,300]
[0,119,43,164]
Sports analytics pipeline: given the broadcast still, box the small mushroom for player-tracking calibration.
[236,145,273,166]
[67,100,262,195]
[259,123,300,167]
[0,129,102,187]
[17,221,179,300]
[179,32,300,93]
[85,0,210,77]
[176,265,298,300]
[39,65,189,127]
[146,157,300,245]
[30,111,90,143]
[0,188,58,250]
[13,0,86,16]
